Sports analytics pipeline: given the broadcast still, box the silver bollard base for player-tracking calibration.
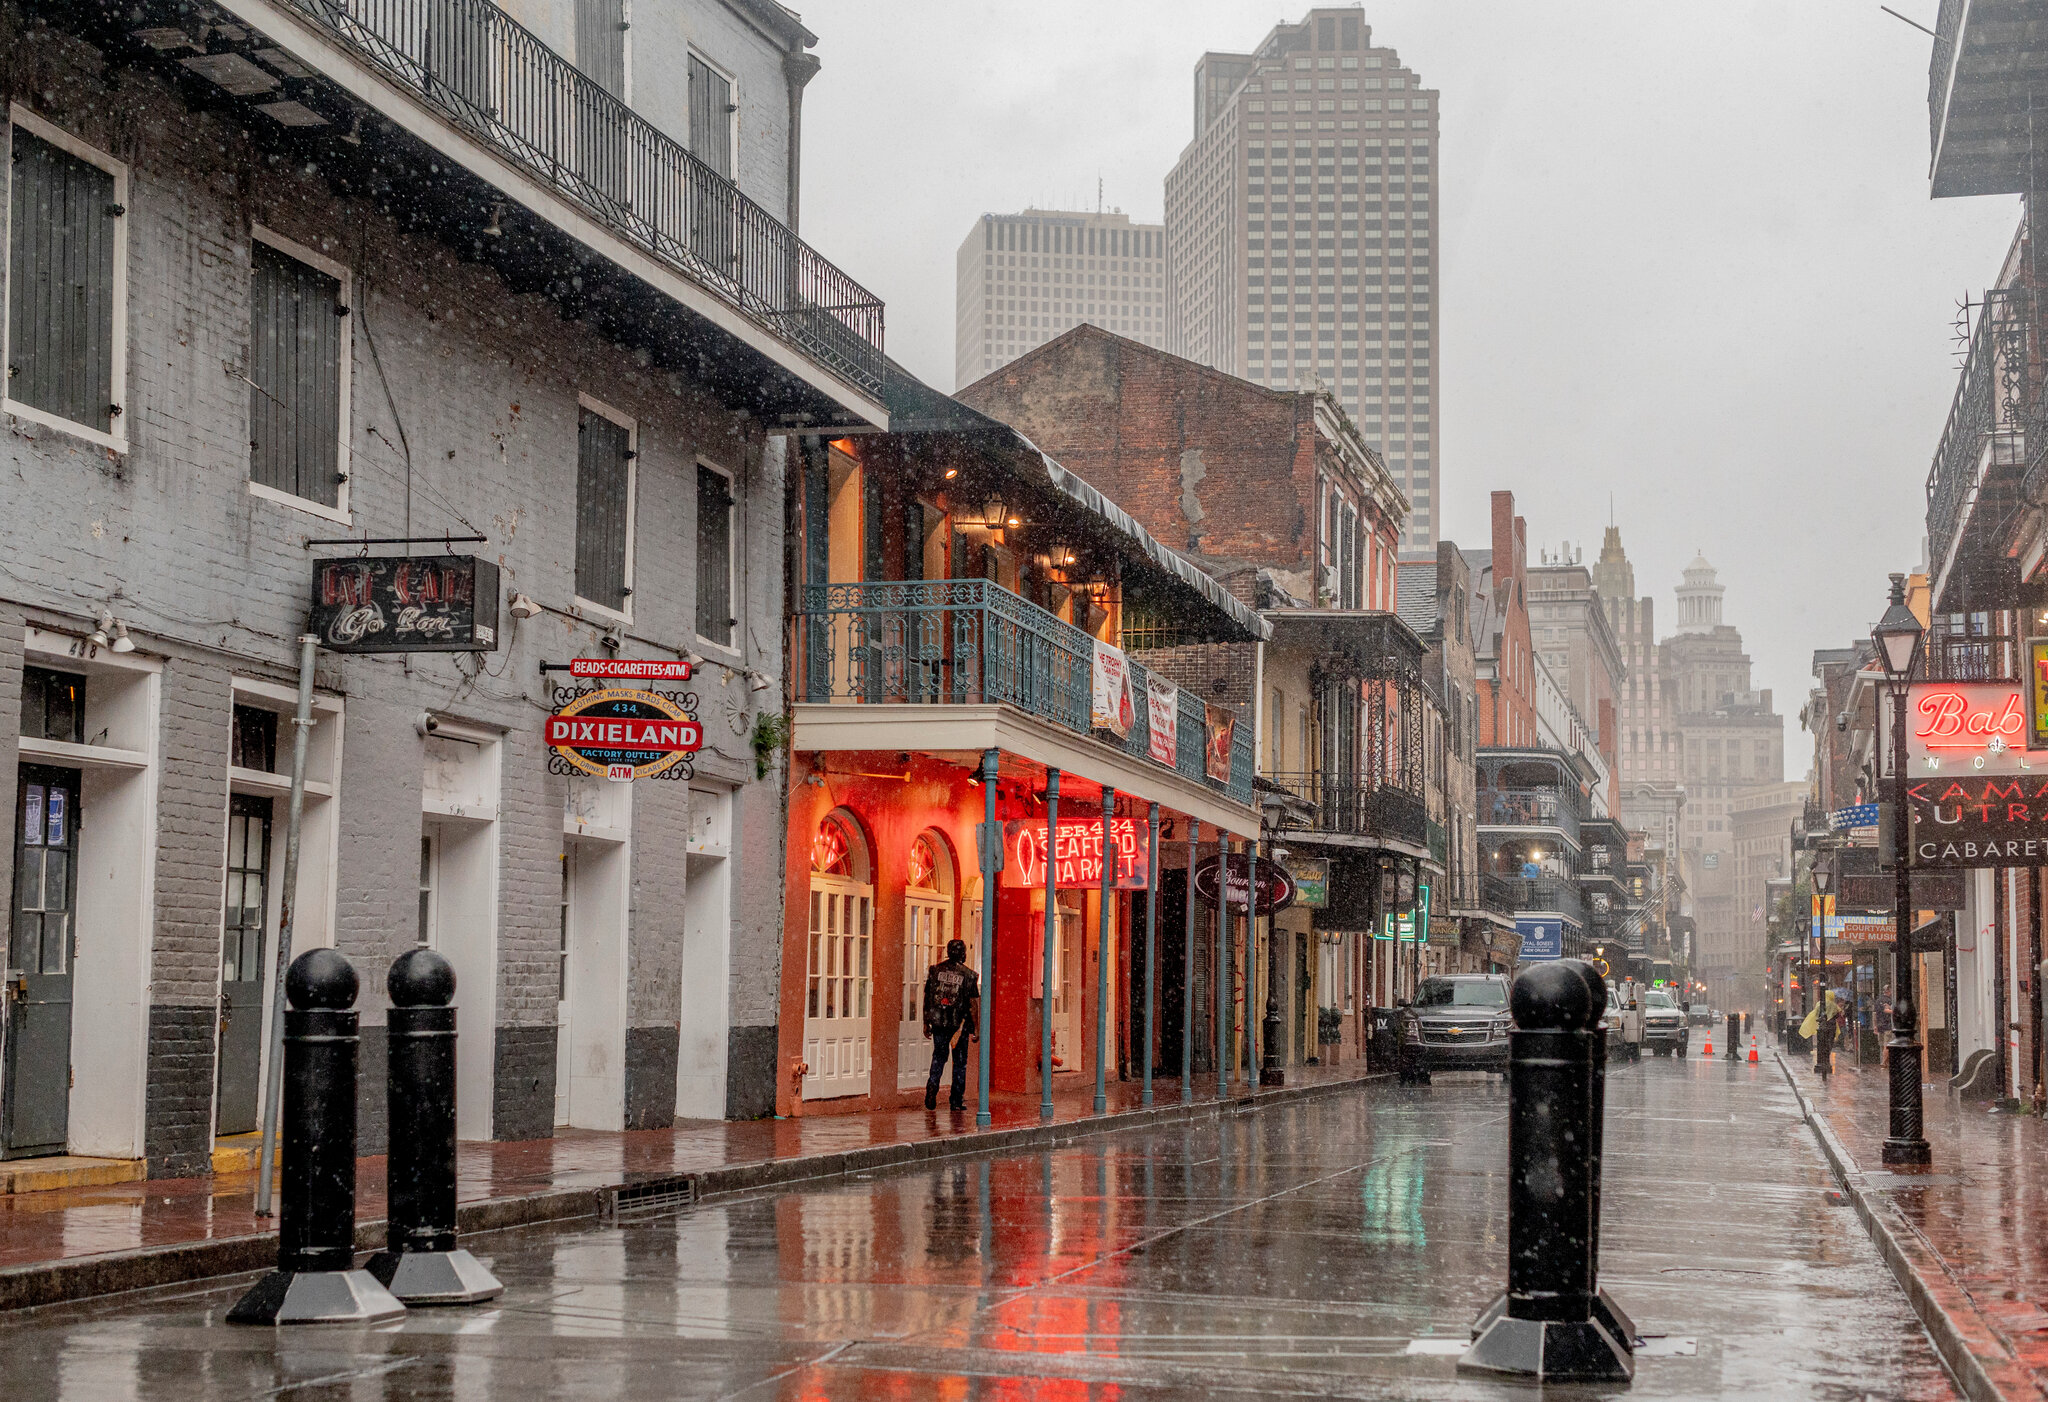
[365,1247,505,1305]
[1459,1313,1634,1382]
[226,1268,407,1325]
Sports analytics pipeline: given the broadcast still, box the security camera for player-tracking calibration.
[1836,713,1848,733]
[415,712,440,738]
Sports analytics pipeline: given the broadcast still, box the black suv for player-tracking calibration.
[1394,974,1514,1084]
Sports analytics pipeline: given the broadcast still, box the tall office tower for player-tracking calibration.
[955,209,1167,390]
[1164,7,1441,549]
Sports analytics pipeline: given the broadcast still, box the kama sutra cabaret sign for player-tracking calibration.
[1907,773,2048,868]
[1906,682,2042,774]
[545,689,701,781]
[1001,817,1150,889]
[309,555,500,653]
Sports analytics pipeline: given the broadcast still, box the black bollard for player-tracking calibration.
[1460,959,1634,1382]
[366,949,503,1304]
[1725,1011,1740,1061]
[229,949,405,1325]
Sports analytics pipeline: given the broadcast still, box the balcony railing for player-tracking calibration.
[1514,876,1585,928]
[1924,631,2019,682]
[1475,784,1581,845]
[283,0,884,394]
[798,579,1253,805]
[1264,771,1428,849]
[1926,286,2036,586]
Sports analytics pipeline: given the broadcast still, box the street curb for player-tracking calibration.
[0,1071,1384,1313]
[1773,1052,2034,1402]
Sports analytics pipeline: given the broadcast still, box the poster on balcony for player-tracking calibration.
[1904,681,2040,774]
[1092,640,1136,738]
[1907,771,2048,867]
[1203,703,1236,785]
[1145,675,1178,766]
[2030,640,2048,750]
[1515,916,1564,962]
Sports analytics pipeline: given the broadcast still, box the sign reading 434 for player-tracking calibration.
[545,687,701,782]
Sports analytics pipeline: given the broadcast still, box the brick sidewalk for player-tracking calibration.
[0,1064,1375,1310]
[1780,1047,2048,1401]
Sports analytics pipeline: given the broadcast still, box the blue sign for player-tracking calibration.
[1516,916,1564,962]
[1520,862,1541,880]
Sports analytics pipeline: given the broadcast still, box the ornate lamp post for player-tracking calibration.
[1872,573,1931,1165]
[1810,856,1833,1065]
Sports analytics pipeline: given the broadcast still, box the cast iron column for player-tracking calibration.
[1040,768,1060,1122]
[1216,830,1231,1099]
[1244,836,1259,1096]
[1143,802,1160,1107]
[1182,819,1200,1105]
[977,747,999,1128]
[1094,787,1114,1114]
[1885,681,1931,1164]
[1261,829,1282,1086]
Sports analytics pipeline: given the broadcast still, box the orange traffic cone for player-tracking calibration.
[1748,1035,1759,1064]
[1702,1031,1713,1057]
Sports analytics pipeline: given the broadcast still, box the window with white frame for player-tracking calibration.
[695,461,735,647]
[5,108,127,450]
[247,228,350,514]
[574,398,635,617]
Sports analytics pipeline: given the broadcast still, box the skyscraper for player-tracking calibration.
[1164,7,1440,549]
[955,209,1166,390]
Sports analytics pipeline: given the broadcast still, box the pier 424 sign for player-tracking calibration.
[545,678,701,783]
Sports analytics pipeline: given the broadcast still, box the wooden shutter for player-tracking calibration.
[8,129,116,433]
[576,410,632,611]
[696,464,734,644]
[687,55,733,179]
[575,0,627,97]
[248,242,343,506]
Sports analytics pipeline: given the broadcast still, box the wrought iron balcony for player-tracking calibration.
[1263,771,1429,849]
[1924,630,2019,682]
[1475,784,1581,845]
[1512,876,1585,928]
[1929,0,2048,198]
[1926,285,2037,607]
[798,579,1253,805]
[278,0,884,394]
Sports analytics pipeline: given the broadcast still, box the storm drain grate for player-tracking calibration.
[604,1174,701,1221]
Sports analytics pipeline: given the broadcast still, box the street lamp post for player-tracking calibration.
[1810,857,1834,1069]
[1873,573,1931,1166]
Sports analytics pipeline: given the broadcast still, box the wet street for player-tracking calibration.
[0,1057,1953,1400]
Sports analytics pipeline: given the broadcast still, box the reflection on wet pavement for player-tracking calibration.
[0,1058,1956,1399]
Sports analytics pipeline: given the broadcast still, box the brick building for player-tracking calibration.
[0,0,883,1171]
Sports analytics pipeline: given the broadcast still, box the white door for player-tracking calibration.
[898,893,951,1090]
[1053,903,1081,1072]
[803,875,872,1098]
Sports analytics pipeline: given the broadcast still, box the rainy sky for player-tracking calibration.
[794,0,2021,777]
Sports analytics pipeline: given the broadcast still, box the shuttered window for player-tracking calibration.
[575,0,627,97]
[576,407,633,613]
[687,55,733,179]
[696,464,734,645]
[248,241,344,507]
[7,127,119,436]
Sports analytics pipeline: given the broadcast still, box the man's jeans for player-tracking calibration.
[927,1025,971,1107]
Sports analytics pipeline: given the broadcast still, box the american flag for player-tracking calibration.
[1829,802,1879,832]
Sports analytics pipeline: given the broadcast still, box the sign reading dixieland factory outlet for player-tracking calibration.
[545,665,701,782]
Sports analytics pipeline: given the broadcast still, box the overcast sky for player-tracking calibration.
[793,1,2020,779]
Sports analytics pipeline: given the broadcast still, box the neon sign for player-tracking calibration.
[1906,682,2041,774]
[1000,818,1149,890]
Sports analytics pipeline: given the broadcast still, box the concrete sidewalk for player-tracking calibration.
[1780,1047,2048,1402]
[0,1064,1376,1312]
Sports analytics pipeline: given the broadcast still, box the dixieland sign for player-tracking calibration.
[546,687,700,781]
[1907,772,2048,868]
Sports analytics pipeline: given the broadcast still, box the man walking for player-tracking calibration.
[922,938,980,1112]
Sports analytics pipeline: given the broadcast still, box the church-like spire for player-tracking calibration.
[1591,524,1634,602]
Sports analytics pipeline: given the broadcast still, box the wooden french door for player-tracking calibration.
[803,874,872,1099]
[4,765,80,1158]
[898,892,952,1090]
[215,794,273,1135]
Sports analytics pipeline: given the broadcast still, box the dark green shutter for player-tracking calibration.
[248,242,343,506]
[695,464,733,644]
[687,56,733,179]
[8,129,116,434]
[575,0,626,97]
[576,409,631,611]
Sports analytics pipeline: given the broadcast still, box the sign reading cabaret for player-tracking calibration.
[1906,772,2048,867]
[309,555,500,653]
[1002,817,1150,890]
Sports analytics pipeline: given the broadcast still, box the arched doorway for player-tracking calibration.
[897,831,958,1090]
[804,811,873,1100]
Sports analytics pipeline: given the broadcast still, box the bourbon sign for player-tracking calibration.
[309,555,500,653]
[1905,681,2043,775]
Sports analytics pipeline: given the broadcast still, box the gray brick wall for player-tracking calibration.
[0,34,794,1157]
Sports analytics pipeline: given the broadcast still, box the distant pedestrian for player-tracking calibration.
[1802,990,1843,1081]
[922,938,981,1112]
